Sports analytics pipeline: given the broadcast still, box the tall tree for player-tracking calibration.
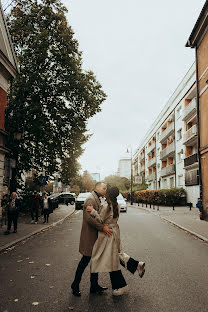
[6,0,106,186]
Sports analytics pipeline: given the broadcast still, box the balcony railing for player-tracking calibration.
[147,141,156,154]
[160,164,175,177]
[183,125,197,145]
[159,122,174,143]
[185,169,199,186]
[160,143,175,160]
[183,98,197,121]
[147,172,156,181]
[148,157,156,168]
[184,153,198,167]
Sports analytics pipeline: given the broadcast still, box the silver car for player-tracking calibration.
[117,194,127,212]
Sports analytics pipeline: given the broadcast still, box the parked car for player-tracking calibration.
[117,193,127,212]
[49,193,75,207]
[75,192,91,210]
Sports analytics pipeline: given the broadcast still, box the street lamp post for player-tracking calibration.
[127,147,133,206]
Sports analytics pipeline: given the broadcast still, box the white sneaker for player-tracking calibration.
[112,285,128,296]
[137,262,145,278]
[35,222,38,224]
[31,220,35,224]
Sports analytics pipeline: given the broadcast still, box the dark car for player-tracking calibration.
[75,192,91,210]
[57,193,76,205]
[49,193,75,208]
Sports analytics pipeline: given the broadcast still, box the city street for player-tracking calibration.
[0,206,208,312]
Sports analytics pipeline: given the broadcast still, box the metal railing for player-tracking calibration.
[159,122,174,143]
[147,141,156,154]
[147,172,156,181]
[160,143,175,160]
[184,153,198,167]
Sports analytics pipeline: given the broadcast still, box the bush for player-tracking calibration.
[135,188,186,206]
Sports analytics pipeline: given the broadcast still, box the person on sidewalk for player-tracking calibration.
[41,193,52,223]
[87,186,145,296]
[71,182,113,297]
[31,191,41,224]
[4,192,20,235]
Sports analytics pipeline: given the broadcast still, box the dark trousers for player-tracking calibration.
[109,270,127,290]
[7,211,18,231]
[43,209,49,222]
[31,207,39,222]
[120,257,139,274]
[72,255,98,288]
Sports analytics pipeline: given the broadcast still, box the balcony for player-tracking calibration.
[139,166,145,173]
[160,164,175,177]
[159,122,174,143]
[184,153,198,168]
[139,154,145,162]
[183,125,197,145]
[148,157,156,168]
[147,172,156,181]
[185,169,199,186]
[182,98,197,121]
[160,143,175,160]
[147,141,156,154]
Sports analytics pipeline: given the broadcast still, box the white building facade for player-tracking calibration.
[117,154,131,179]
[133,63,200,205]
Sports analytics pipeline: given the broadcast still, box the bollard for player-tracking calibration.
[157,205,159,211]
[142,202,143,207]
[150,203,151,208]
[146,202,148,208]
[173,202,175,211]
[138,202,139,206]
[189,202,193,211]
[153,204,155,210]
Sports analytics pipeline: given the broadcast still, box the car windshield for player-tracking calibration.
[77,193,91,200]
[117,194,124,200]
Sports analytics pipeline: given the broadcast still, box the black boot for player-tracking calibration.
[71,256,91,297]
[71,282,81,297]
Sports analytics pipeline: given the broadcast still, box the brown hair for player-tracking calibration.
[106,186,119,219]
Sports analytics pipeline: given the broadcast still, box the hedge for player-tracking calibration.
[134,188,186,206]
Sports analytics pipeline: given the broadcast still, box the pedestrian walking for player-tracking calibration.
[87,186,145,296]
[4,192,20,235]
[71,182,112,297]
[31,191,41,224]
[41,193,52,223]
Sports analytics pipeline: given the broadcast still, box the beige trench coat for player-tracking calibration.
[79,191,104,257]
[90,199,122,273]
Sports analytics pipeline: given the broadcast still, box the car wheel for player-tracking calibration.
[71,200,75,205]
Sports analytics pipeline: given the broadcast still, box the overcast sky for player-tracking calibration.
[63,0,205,179]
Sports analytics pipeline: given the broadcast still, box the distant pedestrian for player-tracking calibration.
[4,192,20,235]
[31,191,41,224]
[41,193,52,223]
[196,198,202,212]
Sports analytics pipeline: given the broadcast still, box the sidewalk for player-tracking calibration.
[0,204,75,252]
[132,203,208,243]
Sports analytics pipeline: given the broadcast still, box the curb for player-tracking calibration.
[0,209,76,253]
[132,205,208,243]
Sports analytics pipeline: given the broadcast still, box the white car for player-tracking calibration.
[117,194,127,212]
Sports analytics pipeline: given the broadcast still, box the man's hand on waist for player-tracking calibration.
[103,225,113,237]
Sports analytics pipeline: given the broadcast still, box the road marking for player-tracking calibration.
[75,211,81,215]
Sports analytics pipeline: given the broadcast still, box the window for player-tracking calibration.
[170,177,174,188]
[178,175,183,186]
[178,152,182,163]
[177,128,182,141]
[177,106,182,119]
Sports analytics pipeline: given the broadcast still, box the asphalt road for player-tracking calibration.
[0,206,208,312]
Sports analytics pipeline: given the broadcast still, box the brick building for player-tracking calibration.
[186,0,208,217]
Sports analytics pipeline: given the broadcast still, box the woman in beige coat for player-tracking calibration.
[87,186,145,296]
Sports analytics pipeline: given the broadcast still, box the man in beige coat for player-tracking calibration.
[71,182,112,297]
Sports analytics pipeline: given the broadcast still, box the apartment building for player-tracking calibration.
[117,153,131,179]
[186,0,208,216]
[133,63,200,205]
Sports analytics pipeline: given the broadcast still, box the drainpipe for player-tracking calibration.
[195,46,203,213]
[174,109,177,188]
[155,132,158,190]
